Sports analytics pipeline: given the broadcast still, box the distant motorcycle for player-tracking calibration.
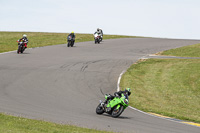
[17,40,27,54]
[94,33,101,44]
[96,93,129,118]
[67,36,75,47]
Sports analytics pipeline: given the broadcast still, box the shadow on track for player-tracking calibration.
[101,113,131,120]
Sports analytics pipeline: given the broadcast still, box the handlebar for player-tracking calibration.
[17,41,28,43]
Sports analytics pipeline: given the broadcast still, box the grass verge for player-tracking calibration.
[0,113,112,133]
[120,58,200,123]
[161,43,200,57]
[0,31,138,53]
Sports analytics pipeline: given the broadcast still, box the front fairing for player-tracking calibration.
[107,95,129,109]
[18,42,24,47]
[68,37,71,41]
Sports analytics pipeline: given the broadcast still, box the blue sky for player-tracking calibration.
[0,0,200,39]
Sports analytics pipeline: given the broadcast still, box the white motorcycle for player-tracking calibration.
[94,33,102,44]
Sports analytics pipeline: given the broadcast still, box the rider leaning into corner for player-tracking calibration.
[67,31,76,44]
[18,34,28,49]
[105,88,131,112]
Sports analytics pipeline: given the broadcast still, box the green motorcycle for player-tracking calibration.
[96,93,129,118]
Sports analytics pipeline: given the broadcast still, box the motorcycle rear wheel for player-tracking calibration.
[71,41,74,47]
[111,105,124,118]
[96,104,104,114]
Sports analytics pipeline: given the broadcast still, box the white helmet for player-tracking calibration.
[23,34,27,38]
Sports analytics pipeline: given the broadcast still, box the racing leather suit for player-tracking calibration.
[18,37,28,48]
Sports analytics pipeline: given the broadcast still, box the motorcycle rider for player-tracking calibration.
[94,28,103,41]
[94,29,101,35]
[98,28,103,36]
[18,34,28,49]
[67,31,75,45]
[105,88,131,112]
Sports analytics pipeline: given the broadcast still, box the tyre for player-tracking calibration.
[71,41,74,47]
[21,47,24,53]
[69,42,72,47]
[17,49,20,54]
[111,105,124,118]
[96,104,104,114]
[67,42,70,47]
[95,40,97,44]
[17,46,21,54]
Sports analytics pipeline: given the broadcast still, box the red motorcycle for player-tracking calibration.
[17,40,27,54]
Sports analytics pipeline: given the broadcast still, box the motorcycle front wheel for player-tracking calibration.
[21,46,24,53]
[111,105,124,118]
[96,104,104,114]
[17,46,21,54]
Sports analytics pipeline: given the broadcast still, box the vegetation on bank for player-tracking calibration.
[120,58,200,123]
[0,31,138,53]
[0,113,113,133]
[161,43,200,57]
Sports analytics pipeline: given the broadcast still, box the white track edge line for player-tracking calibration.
[117,69,200,128]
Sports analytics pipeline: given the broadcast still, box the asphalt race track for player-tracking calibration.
[0,38,200,133]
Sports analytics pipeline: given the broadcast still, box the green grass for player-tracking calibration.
[0,31,138,53]
[120,58,200,123]
[161,43,200,57]
[0,113,113,133]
